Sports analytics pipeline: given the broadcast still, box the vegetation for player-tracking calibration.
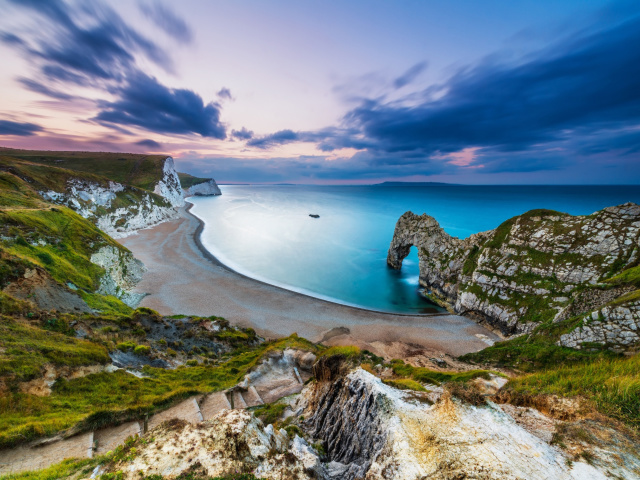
[0,334,318,449]
[389,359,491,386]
[177,172,211,189]
[0,316,109,382]
[505,354,640,430]
[250,402,288,425]
[383,378,427,392]
[0,457,105,480]
[0,148,169,192]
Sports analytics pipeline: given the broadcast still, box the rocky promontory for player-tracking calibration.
[387,204,640,351]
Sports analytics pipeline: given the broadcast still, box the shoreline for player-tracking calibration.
[185,201,448,318]
[119,205,501,357]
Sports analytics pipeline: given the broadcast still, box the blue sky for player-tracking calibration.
[0,0,638,184]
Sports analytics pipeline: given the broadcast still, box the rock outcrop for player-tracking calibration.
[299,368,640,480]
[183,178,222,197]
[387,204,640,350]
[90,246,147,308]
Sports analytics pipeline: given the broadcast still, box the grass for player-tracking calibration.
[1,149,169,192]
[0,335,318,449]
[0,316,110,382]
[250,402,288,425]
[389,359,491,386]
[0,457,105,480]
[383,378,427,392]
[506,354,640,430]
[177,172,211,189]
[318,345,360,359]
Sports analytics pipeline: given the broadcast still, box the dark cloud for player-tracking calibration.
[18,78,76,100]
[393,61,427,89]
[231,127,254,140]
[139,1,192,44]
[342,15,640,159]
[95,73,226,138]
[3,0,225,139]
[0,120,44,136]
[217,88,233,100]
[135,138,162,149]
[246,13,640,177]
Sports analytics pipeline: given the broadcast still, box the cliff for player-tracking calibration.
[387,204,640,352]
[178,172,222,197]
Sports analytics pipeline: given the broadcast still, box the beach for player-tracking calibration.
[119,206,500,357]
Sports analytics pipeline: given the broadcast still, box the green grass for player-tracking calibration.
[506,354,640,430]
[383,378,427,392]
[389,359,491,386]
[1,149,169,192]
[606,264,640,287]
[177,172,211,189]
[0,335,318,449]
[0,317,110,382]
[250,402,288,425]
[0,457,105,480]
[318,345,360,359]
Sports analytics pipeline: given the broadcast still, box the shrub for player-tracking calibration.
[185,359,198,366]
[116,341,136,352]
[134,345,151,356]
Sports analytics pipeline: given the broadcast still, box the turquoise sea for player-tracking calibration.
[189,185,640,314]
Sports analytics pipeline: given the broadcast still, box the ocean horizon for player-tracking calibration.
[190,184,640,314]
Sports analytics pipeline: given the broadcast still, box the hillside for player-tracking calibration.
[0,150,639,479]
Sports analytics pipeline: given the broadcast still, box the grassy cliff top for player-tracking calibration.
[0,148,169,192]
[177,172,211,189]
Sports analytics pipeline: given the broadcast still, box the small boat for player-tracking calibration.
[309,214,320,218]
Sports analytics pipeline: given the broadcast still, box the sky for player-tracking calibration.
[0,0,639,184]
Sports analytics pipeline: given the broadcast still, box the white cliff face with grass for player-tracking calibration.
[40,157,185,238]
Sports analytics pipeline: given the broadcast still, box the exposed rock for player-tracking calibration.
[387,204,640,350]
[183,178,222,197]
[90,245,146,308]
[299,368,640,480]
[106,409,316,480]
[3,268,91,313]
[153,157,185,206]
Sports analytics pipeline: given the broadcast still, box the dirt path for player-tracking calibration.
[119,207,499,357]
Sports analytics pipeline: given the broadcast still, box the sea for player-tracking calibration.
[189,185,640,314]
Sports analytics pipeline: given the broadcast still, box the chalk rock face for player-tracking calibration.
[109,409,316,480]
[90,245,147,307]
[300,368,635,480]
[387,204,640,349]
[184,178,222,197]
[39,157,186,238]
[153,157,185,207]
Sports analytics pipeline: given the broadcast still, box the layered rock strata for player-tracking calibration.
[387,203,640,350]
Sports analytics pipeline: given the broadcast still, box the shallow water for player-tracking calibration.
[190,185,640,313]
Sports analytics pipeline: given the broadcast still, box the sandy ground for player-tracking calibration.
[119,207,500,357]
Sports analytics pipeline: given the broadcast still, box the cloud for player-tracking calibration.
[393,61,427,89]
[217,88,233,100]
[139,1,193,44]
[95,73,226,138]
[231,127,254,140]
[247,12,640,177]
[0,119,44,136]
[135,138,162,149]
[2,0,225,139]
